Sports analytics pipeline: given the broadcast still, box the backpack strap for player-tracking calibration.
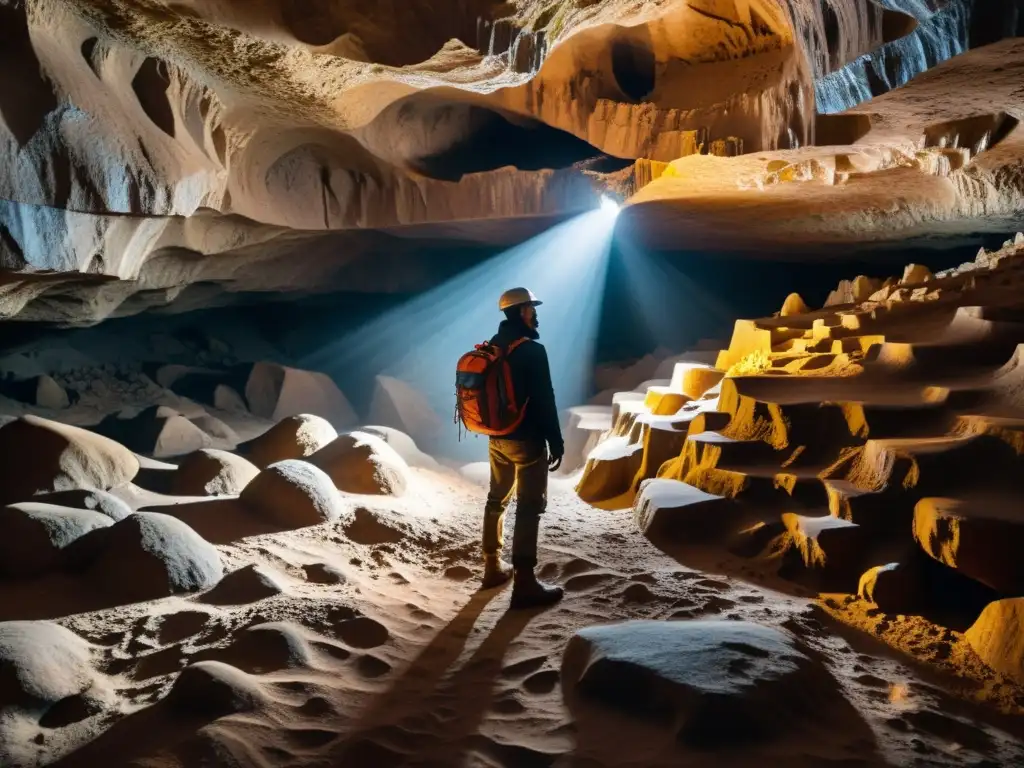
[505,337,529,355]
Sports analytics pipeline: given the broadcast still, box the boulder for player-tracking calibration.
[173,449,259,496]
[0,621,94,710]
[244,363,355,428]
[361,425,440,470]
[633,479,740,544]
[0,375,69,409]
[190,414,239,445]
[307,431,410,496]
[965,599,1024,684]
[240,460,348,528]
[85,512,223,602]
[31,488,132,522]
[367,375,443,448]
[213,622,313,674]
[201,564,284,605]
[237,414,337,469]
[780,292,809,317]
[900,263,933,285]
[777,513,870,589]
[166,660,264,717]
[0,504,113,578]
[562,620,867,749]
[95,405,212,458]
[0,416,139,506]
[857,562,921,613]
[913,496,1024,594]
[213,384,247,413]
[34,375,69,409]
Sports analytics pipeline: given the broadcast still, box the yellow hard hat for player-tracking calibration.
[498,287,542,311]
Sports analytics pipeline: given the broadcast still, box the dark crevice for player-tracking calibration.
[881,10,918,43]
[0,3,59,147]
[211,125,227,165]
[749,8,774,37]
[411,108,617,181]
[687,4,746,30]
[922,113,1020,154]
[815,113,873,146]
[822,2,842,68]
[131,57,175,138]
[81,37,100,76]
[968,0,1024,46]
[0,224,26,270]
[610,36,656,102]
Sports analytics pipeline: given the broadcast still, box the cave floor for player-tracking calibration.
[33,465,1024,768]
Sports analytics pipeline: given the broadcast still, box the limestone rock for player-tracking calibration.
[201,564,285,606]
[562,620,866,748]
[237,414,338,469]
[677,366,724,400]
[244,363,356,428]
[240,459,348,528]
[85,512,223,601]
[213,384,248,413]
[900,263,933,285]
[308,431,410,496]
[367,375,443,448]
[361,425,440,470]
[166,661,265,717]
[214,622,313,675]
[96,405,213,458]
[825,276,880,306]
[777,513,870,588]
[780,292,810,317]
[633,479,740,543]
[34,375,69,409]
[0,621,95,710]
[576,436,645,504]
[966,598,1024,683]
[190,414,239,445]
[0,504,113,578]
[0,416,139,506]
[31,488,132,522]
[913,496,1024,594]
[173,449,260,496]
[303,562,347,585]
[857,562,921,613]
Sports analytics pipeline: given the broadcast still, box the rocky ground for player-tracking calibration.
[1,239,1024,767]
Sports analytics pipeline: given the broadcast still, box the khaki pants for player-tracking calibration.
[483,438,547,569]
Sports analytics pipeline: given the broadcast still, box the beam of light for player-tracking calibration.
[612,239,735,358]
[304,209,617,463]
[600,194,621,216]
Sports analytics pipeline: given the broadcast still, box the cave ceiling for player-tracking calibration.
[0,0,1022,324]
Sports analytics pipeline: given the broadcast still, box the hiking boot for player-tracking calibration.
[481,554,513,589]
[509,569,563,610]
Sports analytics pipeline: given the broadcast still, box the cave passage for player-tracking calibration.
[412,108,631,181]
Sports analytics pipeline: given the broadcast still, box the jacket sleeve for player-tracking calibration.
[529,343,564,456]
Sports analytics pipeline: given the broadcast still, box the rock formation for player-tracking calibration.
[0,0,1022,322]
[575,233,1024,698]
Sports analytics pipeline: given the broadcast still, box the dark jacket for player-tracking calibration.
[490,318,564,457]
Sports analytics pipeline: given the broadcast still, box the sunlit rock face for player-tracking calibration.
[0,0,1022,323]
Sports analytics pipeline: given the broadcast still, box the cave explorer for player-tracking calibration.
[479,287,565,610]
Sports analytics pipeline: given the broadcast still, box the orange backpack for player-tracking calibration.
[454,337,529,437]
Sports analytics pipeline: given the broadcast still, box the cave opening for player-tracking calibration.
[610,36,656,102]
[411,107,631,181]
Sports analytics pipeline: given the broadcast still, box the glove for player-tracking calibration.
[548,446,563,473]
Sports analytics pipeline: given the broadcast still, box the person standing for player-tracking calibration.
[479,287,565,610]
